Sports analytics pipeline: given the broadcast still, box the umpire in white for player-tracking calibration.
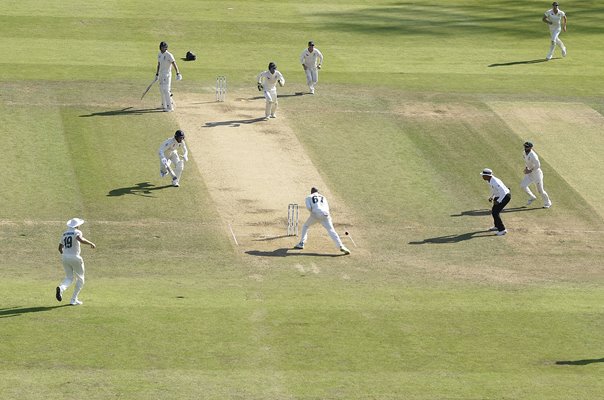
[521,141,552,208]
[481,169,511,236]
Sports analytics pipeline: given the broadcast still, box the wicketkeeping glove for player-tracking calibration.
[257,83,263,91]
[161,157,168,166]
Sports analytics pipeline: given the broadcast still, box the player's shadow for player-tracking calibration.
[409,229,493,244]
[246,248,344,257]
[0,305,70,318]
[244,93,305,101]
[488,59,549,67]
[252,235,293,242]
[203,117,267,127]
[555,358,604,366]
[79,107,164,117]
[450,206,538,217]
[107,182,174,197]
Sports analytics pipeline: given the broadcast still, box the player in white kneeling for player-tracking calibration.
[294,187,350,255]
[542,2,567,60]
[257,62,285,120]
[159,130,188,187]
[300,40,323,94]
[521,141,552,208]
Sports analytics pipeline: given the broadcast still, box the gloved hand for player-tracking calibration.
[176,73,182,81]
[257,83,263,91]
[317,65,322,69]
[161,157,168,166]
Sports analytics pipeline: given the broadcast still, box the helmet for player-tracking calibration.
[523,141,533,148]
[159,41,168,50]
[268,62,276,70]
[174,130,185,139]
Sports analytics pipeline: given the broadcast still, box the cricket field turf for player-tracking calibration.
[1,1,602,399]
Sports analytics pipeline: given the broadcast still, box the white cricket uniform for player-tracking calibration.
[299,192,344,249]
[59,228,85,302]
[159,137,188,180]
[521,150,551,207]
[544,8,566,58]
[158,50,176,111]
[257,70,285,118]
[300,47,324,93]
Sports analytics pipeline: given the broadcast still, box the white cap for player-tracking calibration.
[66,218,85,228]
[480,168,493,176]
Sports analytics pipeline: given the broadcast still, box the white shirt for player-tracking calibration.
[305,192,330,216]
[487,176,510,202]
[300,48,324,68]
[159,137,188,160]
[157,50,176,76]
[544,9,565,29]
[61,228,82,257]
[523,150,542,172]
[257,70,285,91]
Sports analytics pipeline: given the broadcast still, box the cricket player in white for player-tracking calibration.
[156,41,182,112]
[300,40,323,94]
[159,130,188,187]
[542,2,567,60]
[56,218,96,306]
[257,62,285,120]
[294,187,351,255]
[521,141,552,208]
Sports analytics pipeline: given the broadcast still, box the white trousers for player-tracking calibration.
[547,27,565,58]
[59,255,85,302]
[160,150,184,179]
[263,88,278,117]
[521,169,551,206]
[304,68,319,91]
[159,74,173,111]
[299,212,343,249]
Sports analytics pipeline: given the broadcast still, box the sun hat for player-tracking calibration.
[480,168,493,176]
[66,218,85,228]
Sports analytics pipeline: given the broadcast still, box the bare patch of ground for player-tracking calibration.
[174,90,360,256]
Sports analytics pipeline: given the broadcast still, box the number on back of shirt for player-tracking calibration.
[311,195,324,204]
[63,236,73,248]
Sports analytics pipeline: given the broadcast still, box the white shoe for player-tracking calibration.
[340,246,351,255]
[489,227,498,232]
[546,55,552,61]
[496,229,508,236]
[527,198,536,206]
[270,114,276,118]
[70,299,83,306]
[172,177,179,187]
[543,204,551,209]
[310,89,315,94]
[263,116,269,121]
[562,48,567,57]
[293,243,304,250]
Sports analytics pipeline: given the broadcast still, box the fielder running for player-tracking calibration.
[521,141,552,208]
[294,187,351,255]
[257,62,285,120]
[542,2,567,60]
[56,218,96,306]
[159,130,188,187]
[300,40,324,94]
[156,41,182,112]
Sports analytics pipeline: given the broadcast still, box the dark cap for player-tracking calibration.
[268,62,276,70]
[523,141,534,148]
[159,41,168,49]
[174,129,185,139]
[310,187,319,194]
[308,41,315,46]
[552,2,559,6]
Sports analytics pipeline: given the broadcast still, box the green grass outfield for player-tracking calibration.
[1,1,603,399]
